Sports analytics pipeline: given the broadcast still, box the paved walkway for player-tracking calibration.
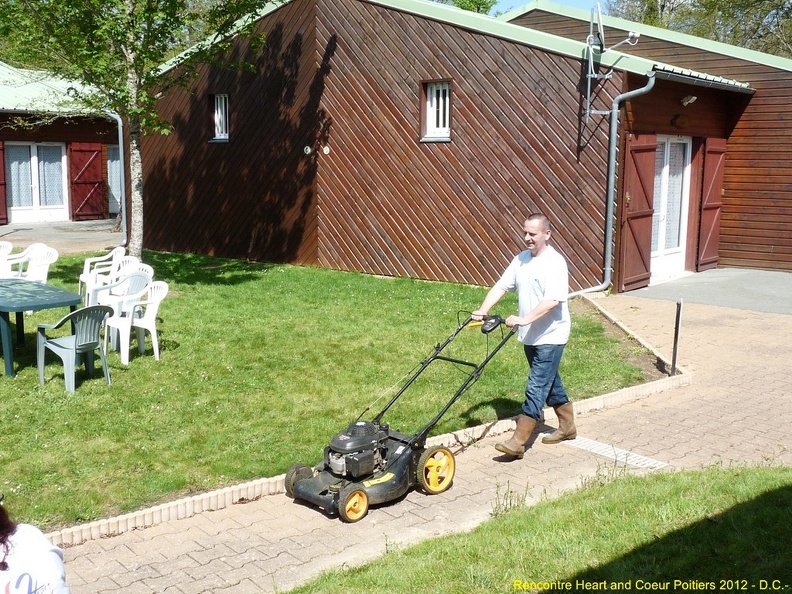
[0,219,123,255]
[49,268,792,593]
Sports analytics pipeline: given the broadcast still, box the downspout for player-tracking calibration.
[105,109,128,248]
[571,71,656,297]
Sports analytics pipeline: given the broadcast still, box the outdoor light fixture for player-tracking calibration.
[681,95,698,106]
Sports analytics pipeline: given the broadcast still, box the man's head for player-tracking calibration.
[523,213,552,256]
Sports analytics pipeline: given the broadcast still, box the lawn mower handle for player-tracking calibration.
[468,314,506,334]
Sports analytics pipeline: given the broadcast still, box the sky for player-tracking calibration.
[492,0,597,17]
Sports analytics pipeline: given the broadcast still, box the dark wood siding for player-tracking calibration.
[142,0,322,263]
[317,0,625,288]
[0,116,116,144]
[511,8,792,272]
[143,0,626,290]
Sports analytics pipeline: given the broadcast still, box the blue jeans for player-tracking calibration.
[521,344,569,421]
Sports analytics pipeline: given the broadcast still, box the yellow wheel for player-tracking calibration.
[338,486,369,523]
[417,446,455,494]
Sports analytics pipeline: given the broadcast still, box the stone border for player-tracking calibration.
[48,373,690,547]
[48,295,692,547]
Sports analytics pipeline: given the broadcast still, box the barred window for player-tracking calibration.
[422,81,451,141]
[213,94,229,141]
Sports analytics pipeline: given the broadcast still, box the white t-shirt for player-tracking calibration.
[1,524,70,594]
[494,246,570,346]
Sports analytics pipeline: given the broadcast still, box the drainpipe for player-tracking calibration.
[571,71,656,297]
[105,109,128,248]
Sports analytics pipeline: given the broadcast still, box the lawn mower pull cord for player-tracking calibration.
[285,315,516,522]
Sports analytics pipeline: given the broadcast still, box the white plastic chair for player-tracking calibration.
[78,246,126,303]
[105,281,169,364]
[1,243,42,278]
[37,305,113,392]
[3,243,59,283]
[0,241,13,277]
[92,271,152,315]
[92,270,152,350]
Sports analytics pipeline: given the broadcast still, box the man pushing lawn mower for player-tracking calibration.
[472,212,577,459]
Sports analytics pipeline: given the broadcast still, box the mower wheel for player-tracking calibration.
[285,464,313,498]
[417,446,455,495]
[338,486,369,523]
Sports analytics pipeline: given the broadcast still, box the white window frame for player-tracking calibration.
[422,81,451,141]
[4,141,69,223]
[213,94,229,141]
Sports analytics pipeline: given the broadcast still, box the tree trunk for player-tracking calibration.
[127,117,145,259]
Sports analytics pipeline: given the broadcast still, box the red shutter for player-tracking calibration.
[69,142,105,220]
[697,138,726,271]
[0,141,7,225]
[617,134,657,292]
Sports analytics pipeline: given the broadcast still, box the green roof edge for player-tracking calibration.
[157,0,751,89]
[364,0,661,75]
[159,0,659,77]
[501,0,792,73]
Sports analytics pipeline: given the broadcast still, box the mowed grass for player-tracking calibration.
[2,251,654,530]
[288,466,792,593]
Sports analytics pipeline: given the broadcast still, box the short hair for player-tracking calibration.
[527,213,551,232]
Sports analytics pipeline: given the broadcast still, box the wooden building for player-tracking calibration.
[0,60,120,226]
[507,0,792,286]
[142,0,790,292]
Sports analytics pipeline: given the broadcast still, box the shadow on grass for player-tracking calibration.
[460,397,521,427]
[557,485,792,591]
[47,250,278,289]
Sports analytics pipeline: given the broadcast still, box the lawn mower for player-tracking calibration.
[285,314,516,522]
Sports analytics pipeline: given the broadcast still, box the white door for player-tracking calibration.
[650,135,692,284]
[4,142,69,224]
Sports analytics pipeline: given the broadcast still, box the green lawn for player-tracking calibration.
[2,251,655,530]
[288,466,792,593]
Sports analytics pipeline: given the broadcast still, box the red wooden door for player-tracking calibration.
[69,142,105,220]
[0,141,7,225]
[617,134,657,292]
[697,138,726,271]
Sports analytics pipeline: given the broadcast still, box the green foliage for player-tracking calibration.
[0,0,270,127]
[451,0,498,15]
[606,0,792,57]
[2,251,655,530]
[676,0,792,55]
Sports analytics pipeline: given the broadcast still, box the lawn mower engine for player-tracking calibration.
[325,421,389,478]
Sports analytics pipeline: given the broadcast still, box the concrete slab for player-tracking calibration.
[627,268,792,315]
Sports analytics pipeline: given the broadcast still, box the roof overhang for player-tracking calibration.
[653,65,755,95]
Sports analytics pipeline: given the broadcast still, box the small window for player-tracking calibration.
[212,94,229,141]
[422,81,451,141]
